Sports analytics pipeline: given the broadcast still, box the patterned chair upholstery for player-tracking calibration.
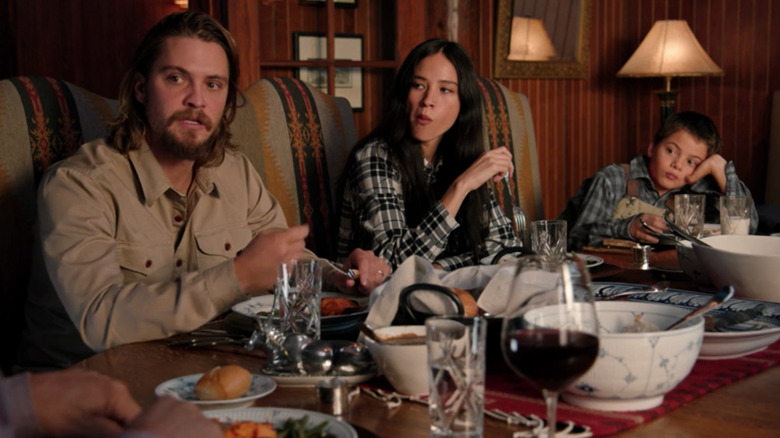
[0,76,356,373]
[478,77,544,224]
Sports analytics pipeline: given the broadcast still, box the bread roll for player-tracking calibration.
[449,287,479,317]
[194,365,251,400]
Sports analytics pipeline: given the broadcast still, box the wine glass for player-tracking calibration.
[501,255,599,438]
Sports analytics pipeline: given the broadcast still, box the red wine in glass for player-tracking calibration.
[501,254,600,438]
[503,328,599,392]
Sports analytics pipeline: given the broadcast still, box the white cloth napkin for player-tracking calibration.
[365,256,519,331]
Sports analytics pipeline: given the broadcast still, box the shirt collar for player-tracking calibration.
[127,142,218,206]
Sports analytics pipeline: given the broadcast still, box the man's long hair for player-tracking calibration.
[109,11,241,167]
[350,38,489,260]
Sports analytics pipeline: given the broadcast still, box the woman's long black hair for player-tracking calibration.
[345,38,489,260]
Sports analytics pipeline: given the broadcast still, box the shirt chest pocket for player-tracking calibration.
[194,226,252,265]
[117,242,173,282]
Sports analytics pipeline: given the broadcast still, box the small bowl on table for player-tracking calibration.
[363,325,428,396]
[562,301,704,412]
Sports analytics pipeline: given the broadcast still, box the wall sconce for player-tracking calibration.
[507,16,557,61]
[617,19,723,121]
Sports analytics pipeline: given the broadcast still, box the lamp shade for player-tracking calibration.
[508,16,558,61]
[617,20,723,78]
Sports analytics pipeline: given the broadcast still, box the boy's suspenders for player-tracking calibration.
[621,163,675,211]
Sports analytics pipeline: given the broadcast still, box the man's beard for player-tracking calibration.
[161,129,217,161]
[161,110,218,160]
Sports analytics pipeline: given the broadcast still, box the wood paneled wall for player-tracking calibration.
[470,0,779,217]
[3,0,776,218]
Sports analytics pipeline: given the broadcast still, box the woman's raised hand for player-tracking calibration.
[441,146,513,217]
[457,146,514,192]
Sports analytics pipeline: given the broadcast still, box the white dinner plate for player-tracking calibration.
[231,292,369,334]
[204,407,358,438]
[593,282,780,360]
[154,373,276,409]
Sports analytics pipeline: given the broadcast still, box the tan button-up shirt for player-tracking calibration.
[20,138,308,368]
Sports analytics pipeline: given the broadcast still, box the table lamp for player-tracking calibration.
[507,16,557,61]
[617,20,724,121]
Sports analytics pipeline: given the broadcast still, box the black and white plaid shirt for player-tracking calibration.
[337,140,520,271]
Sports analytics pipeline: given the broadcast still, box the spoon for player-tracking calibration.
[602,281,670,300]
[666,285,735,330]
[664,212,711,247]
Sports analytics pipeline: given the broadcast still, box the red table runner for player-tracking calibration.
[484,339,780,436]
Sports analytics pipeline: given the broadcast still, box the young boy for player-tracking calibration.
[559,111,758,250]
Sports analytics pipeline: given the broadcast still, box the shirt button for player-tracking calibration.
[224,243,231,251]
[176,259,183,267]
[145,260,152,268]
[173,215,183,223]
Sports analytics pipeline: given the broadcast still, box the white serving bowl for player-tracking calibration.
[675,240,713,289]
[562,301,704,412]
[363,325,428,395]
[693,235,780,302]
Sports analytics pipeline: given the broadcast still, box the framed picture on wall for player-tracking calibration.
[300,0,358,7]
[294,32,363,111]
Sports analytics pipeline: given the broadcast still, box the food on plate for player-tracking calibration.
[622,313,660,333]
[220,417,335,438]
[195,365,251,400]
[320,297,361,316]
[449,286,478,317]
[223,421,276,438]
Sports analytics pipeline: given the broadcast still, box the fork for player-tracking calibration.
[324,259,360,279]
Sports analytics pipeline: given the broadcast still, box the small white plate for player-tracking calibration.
[155,373,276,409]
[204,407,357,438]
[593,282,780,360]
[231,293,368,334]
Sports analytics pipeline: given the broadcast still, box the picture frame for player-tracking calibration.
[294,32,363,111]
[300,0,358,7]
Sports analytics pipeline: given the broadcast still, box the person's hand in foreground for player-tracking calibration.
[29,369,141,438]
[126,396,222,438]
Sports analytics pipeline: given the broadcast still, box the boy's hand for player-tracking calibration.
[629,213,667,244]
[686,153,727,192]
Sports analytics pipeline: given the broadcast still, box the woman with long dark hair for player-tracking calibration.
[337,39,520,270]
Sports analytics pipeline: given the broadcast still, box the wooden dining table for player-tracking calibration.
[73,249,780,437]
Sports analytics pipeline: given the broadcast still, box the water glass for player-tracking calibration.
[530,220,567,261]
[719,195,751,235]
[276,259,322,340]
[426,315,487,438]
[674,194,706,238]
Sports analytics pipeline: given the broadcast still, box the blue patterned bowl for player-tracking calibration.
[562,301,704,412]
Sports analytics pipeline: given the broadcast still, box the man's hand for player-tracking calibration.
[126,397,222,438]
[234,225,309,292]
[332,249,391,295]
[686,153,727,193]
[629,213,667,244]
[29,369,141,438]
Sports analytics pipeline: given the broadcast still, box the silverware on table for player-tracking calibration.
[325,259,360,279]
